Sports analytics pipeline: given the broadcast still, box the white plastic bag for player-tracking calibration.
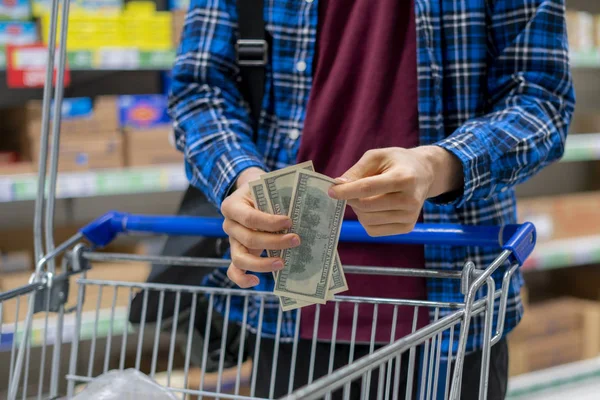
[72,369,178,400]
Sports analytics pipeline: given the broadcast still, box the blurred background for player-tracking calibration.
[0,0,599,398]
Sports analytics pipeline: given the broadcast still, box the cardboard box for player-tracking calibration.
[595,15,600,50]
[0,162,35,175]
[0,152,18,165]
[31,134,125,172]
[517,192,600,243]
[570,113,600,134]
[172,9,186,47]
[508,297,600,376]
[32,0,123,17]
[118,95,171,129]
[0,21,37,45]
[26,96,120,138]
[125,127,182,166]
[0,0,31,20]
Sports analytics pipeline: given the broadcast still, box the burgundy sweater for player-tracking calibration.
[296,0,429,343]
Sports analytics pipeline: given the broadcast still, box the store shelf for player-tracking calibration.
[0,164,187,202]
[523,235,600,271]
[0,47,176,71]
[0,49,596,71]
[508,356,600,399]
[563,133,600,162]
[571,50,600,68]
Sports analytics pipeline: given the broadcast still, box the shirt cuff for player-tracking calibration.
[186,151,266,208]
[431,128,493,208]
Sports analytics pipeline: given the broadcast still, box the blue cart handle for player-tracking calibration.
[81,212,536,265]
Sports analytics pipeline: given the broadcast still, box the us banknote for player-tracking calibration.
[261,162,348,298]
[249,178,310,311]
[274,170,346,304]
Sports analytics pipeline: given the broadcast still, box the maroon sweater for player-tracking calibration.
[296,0,428,343]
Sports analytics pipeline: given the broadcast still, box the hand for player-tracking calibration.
[221,168,301,288]
[329,147,463,236]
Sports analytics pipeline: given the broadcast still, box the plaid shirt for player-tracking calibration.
[168,0,574,353]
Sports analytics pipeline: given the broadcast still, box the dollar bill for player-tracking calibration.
[261,162,348,300]
[274,170,346,304]
[327,253,348,299]
[261,161,315,258]
[249,179,311,311]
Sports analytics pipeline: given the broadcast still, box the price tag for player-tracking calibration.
[6,44,71,89]
[97,48,140,69]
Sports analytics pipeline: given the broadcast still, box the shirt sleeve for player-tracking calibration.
[167,0,266,208]
[433,0,575,207]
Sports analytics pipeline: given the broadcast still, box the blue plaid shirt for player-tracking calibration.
[168,0,574,353]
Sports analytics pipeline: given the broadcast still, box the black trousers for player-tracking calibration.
[248,334,508,399]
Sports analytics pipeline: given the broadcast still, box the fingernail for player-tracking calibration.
[283,218,293,228]
[272,260,284,269]
[336,176,351,183]
[290,236,301,247]
[328,188,336,198]
[250,276,260,286]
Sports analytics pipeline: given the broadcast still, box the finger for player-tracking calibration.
[224,220,300,250]
[355,210,416,226]
[363,223,416,237]
[336,149,385,182]
[222,200,291,232]
[348,192,419,212]
[227,264,259,288]
[329,174,399,200]
[230,238,285,273]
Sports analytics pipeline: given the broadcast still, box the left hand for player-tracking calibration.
[328,146,463,236]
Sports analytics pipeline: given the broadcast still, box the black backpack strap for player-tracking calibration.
[236,0,267,141]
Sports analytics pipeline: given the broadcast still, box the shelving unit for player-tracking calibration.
[507,357,600,399]
[0,164,187,202]
[3,48,599,73]
[0,308,131,351]
[563,133,600,161]
[0,47,176,71]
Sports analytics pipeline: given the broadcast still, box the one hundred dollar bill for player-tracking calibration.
[261,162,348,300]
[274,170,346,304]
[327,253,348,299]
[261,161,315,259]
[249,179,311,311]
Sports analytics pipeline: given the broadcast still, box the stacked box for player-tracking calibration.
[517,192,600,243]
[32,0,123,17]
[172,9,186,48]
[566,10,595,53]
[0,0,31,20]
[25,97,119,137]
[120,2,172,50]
[40,1,172,50]
[508,297,600,376]
[119,95,182,166]
[0,21,37,45]
[23,96,125,172]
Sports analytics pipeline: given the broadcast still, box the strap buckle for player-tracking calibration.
[236,39,268,66]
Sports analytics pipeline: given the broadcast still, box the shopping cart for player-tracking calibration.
[0,0,536,398]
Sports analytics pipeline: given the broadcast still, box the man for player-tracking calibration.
[168,0,574,398]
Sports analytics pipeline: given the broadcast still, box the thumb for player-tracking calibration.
[337,150,383,183]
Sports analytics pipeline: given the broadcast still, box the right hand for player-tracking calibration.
[221,168,301,288]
